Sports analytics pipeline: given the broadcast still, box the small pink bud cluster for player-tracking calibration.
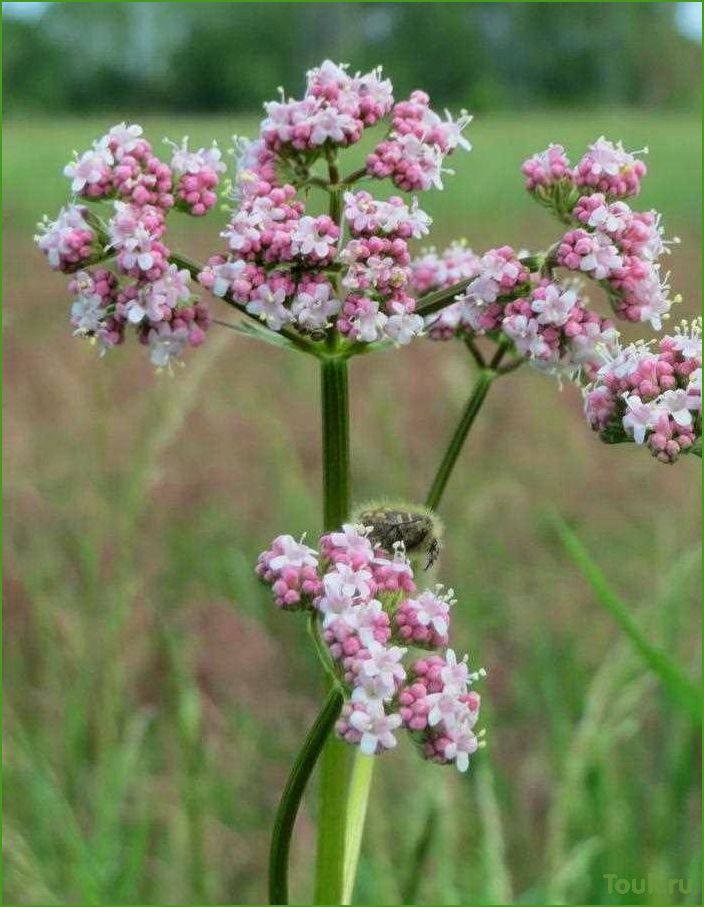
[35,205,97,272]
[367,90,472,191]
[583,319,702,462]
[521,143,571,191]
[255,534,323,610]
[398,653,483,771]
[166,138,227,216]
[36,123,223,368]
[522,136,647,202]
[257,523,484,770]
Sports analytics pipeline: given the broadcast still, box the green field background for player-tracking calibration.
[3,104,702,907]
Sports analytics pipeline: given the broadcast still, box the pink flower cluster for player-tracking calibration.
[555,192,677,329]
[520,138,676,330]
[35,205,96,272]
[424,245,530,340]
[409,240,481,298]
[583,320,702,462]
[35,123,224,367]
[522,136,647,201]
[521,143,571,191]
[422,243,617,380]
[260,61,393,155]
[257,523,483,771]
[199,177,429,342]
[367,90,472,191]
[193,62,473,347]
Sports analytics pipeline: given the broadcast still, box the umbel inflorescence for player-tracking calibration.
[257,521,483,771]
[35,60,472,365]
[415,137,701,462]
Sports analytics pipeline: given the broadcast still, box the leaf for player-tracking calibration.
[547,512,701,722]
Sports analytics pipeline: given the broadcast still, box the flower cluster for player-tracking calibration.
[257,524,484,771]
[422,244,618,380]
[35,123,225,367]
[522,137,677,329]
[367,90,472,191]
[583,319,701,462]
[522,136,647,203]
[198,61,471,345]
[420,135,682,390]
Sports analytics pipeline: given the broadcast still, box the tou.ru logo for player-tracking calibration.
[603,874,693,897]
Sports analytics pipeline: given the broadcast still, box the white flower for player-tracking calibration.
[384,311,424,345]
[70,293,104,335]
[439,109,473,151]
[326,562,373,599]
[210,260,249,298]
[359,640,407,690]
[149,326,188,369]
[352,301,388,343]
[108,122,143,158]
[671,320,702,358]
[328,524,374,561]
[686,368,702,414]
[622,394,666,444]
[246,284,292,331]
[502,314,549,359]
[63,141,112,192]
[34,205,92,268]
[167,137,227,175]
[585,136,641,177]
[426,690,476,731]
[396,133,445,190]
[587,200,630,234]
[149,264,192,311]
[317,583,358,627]
[269,535,318,571]
[440,649,469,694]
[580,232,623,280]
[291,283,340,331]
[291,216,337,259]
[659,389,693,427]
[531,285,576,327]
[442,724,479,772]
[348,706,402,756]
[406,588,454,636]
[308,107,357,145]
[222,210,264,252]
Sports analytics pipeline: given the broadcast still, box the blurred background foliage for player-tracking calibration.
[2,2,702,115]
[2,3,702,906]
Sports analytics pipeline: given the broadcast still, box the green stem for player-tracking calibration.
[267,356,354,905]
[268,686,345,905]
[341,753,375,904]
[425,368,496,512]
[315,356,354,904]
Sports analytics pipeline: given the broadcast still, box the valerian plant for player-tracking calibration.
[36,59,700,906]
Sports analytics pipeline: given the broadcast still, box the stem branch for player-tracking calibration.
[425,369,496,512]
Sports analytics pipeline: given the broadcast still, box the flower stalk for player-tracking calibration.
[425,368,497,512]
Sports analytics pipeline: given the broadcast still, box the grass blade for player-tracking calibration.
[548,513,701,722]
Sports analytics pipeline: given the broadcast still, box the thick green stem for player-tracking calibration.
[425,369,496,512]
[315,356,353,904]
[267,357,353,906]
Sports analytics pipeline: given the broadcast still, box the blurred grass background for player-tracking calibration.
[2,3,702,905]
